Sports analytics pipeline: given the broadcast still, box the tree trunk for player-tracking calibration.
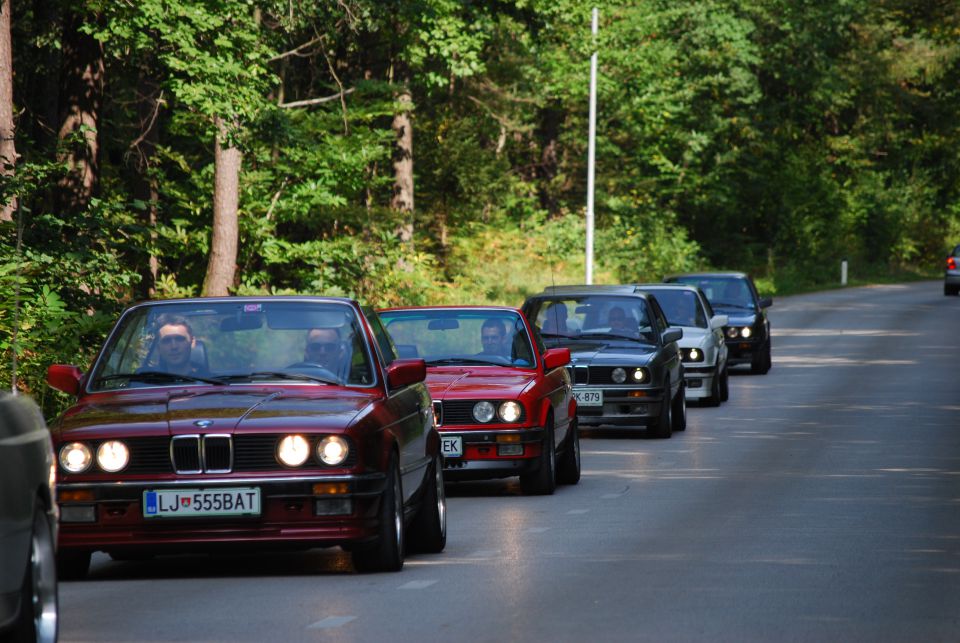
[56,9,103,214]
[133,67,160,298]
[202,118,242,297]
[391,87,414,248]
[537,103,564,217]
[0,0,16,222]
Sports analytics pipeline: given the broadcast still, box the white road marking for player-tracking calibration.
[567,509,589,514]
[399,580,437,590]
[470,549,500,557]
[527,527,550,533]
[308,616,357,629]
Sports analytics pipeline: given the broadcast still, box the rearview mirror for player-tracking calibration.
[47,365,83,395]
[542,348,571,370]
[661,328,683,344]
[427,319,460,331]
[710,315,728,329]
[758,297,773,309]
[387,359,427,388]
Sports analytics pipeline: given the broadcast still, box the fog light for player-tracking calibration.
[314,498,353,516]
[497,444,524,456]
[60,505,96,523]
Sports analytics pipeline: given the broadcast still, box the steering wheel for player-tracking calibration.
[285,362,340,380]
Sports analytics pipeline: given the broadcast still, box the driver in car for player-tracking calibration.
[302,327,346,374]
[479,318,510,358]
[154,314,202,375]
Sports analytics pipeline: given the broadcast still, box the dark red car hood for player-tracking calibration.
[425,367,538,401]
[54,388,380,439]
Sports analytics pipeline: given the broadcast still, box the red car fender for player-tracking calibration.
[535,397,552,428]
[567,397,578,421]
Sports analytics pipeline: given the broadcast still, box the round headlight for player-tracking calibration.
[473,401,496,423]
[96,440,129,473]
[59,442,92,474]
[726,327,739,339]
[317,435,349,466]
[688,348,701,361]
[277,435,310,467]
[741,327,753,339]
[498,401,522,423]
[632,368,647,383]
[611,367,627,384]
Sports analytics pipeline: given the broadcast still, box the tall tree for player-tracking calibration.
[0,0,15,221]
[56,7,103,214]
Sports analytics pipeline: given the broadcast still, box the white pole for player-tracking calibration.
[585,6,598,285]
[841,259,848,286]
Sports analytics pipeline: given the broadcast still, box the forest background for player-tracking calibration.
[1,0,958,414]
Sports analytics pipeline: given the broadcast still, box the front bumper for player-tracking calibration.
[575,386,663,428]
[55,472,387,553]
[725,337,763,365]
[682,364,717,399]
[440,428,544,481]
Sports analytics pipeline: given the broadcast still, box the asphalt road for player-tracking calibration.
[59,281,960,642]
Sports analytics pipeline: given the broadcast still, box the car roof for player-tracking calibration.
[664,272,750,280]
[378,305,521,313]
[127,295,360,307]
[635,283,701,293]
[533,284,647,297]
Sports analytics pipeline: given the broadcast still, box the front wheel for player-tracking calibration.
[649,384,673,439]
[705,366,722,407]
[751,341,771,375]
[520,422,556,495]
[408,454,446,554]
[719,367,730,402]
[557,420,581,485]
[671,381,687,431]
[12,505,58,643]
[352,455,404,573]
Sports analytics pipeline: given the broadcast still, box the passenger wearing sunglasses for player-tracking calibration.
[154,314,200,375]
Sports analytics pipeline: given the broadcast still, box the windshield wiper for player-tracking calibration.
[215,371,340,385]
[577,332,653,345]
[711,301,754,310]
[96,371,226,386]
[425,358,503,367]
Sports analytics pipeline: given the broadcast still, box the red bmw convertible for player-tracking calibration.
[378,306,578,495]
[46,297,445,576]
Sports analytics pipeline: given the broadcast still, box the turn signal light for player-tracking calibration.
[627,391,647,398]
[312,482,349,496]
[496,434,521,443]
[59,489,95,502]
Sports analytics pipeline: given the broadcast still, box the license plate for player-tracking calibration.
[440,435,463,458]
[143,487,261,518]
[573,389,603,406]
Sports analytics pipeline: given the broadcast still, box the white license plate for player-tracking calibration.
[143,487,261,518]
[440,435,463,458]
[573,389,603,406]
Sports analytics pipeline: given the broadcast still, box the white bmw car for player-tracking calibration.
[638,284,729,405]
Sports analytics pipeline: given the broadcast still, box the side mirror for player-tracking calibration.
[47,365,84,395]
[542,347,571,370]
[710,315,728,330]
[661,328,683,344]
[386,359,427,388]
[758,297,773,309]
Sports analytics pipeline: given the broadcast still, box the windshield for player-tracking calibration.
[650,289,707,328]
[527,295,656,343]
[379,309,536,368]
[672,276,755,309]
[88,300,375,391]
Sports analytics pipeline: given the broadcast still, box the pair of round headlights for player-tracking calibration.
[60,441,128,474]
[472,401,522,423]
[726,326,753,339]
[277,435,350,467]
[610,367,648,384]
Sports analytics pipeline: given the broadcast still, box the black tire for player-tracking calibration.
[557,420,581,485]
[705,365,722,406]
[11,505,58,643]
[56,550,91,581]
[719,367,730,402]
[751,341,771,375]
[408,454,446,554]
[945,284,958,296]
[671,381,687,431]
[649,383,673,439]
[352,455,404,573]
[520,422,556,495]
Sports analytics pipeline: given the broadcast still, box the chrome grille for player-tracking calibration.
[202,435,233,473]
[171,435,202,474]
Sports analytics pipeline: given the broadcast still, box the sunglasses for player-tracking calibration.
[160,334,190,346]
[481,334,503,342]
[307,341,339,353]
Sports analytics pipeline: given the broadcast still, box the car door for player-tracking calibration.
[531,319,572,448]
[365,308,431,503]
[649,296,682,396]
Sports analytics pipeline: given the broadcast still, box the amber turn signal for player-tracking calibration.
[495,434,522,443]
[627,391,647,398]
[59,489,95,502]
[312,482,349,496]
